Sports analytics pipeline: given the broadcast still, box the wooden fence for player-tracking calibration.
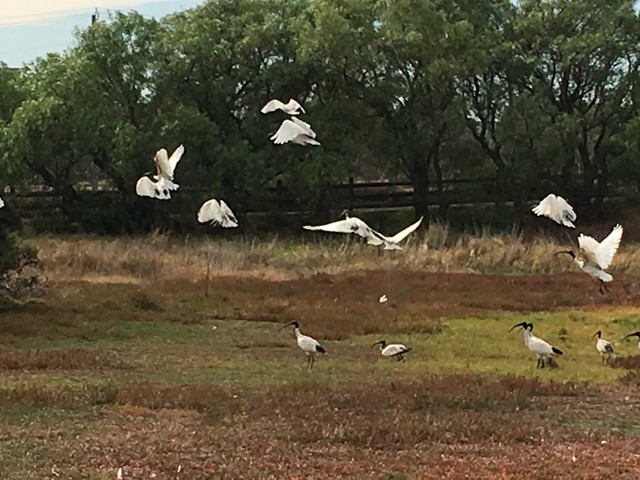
[6,177,497,220]
[4,176,633,232]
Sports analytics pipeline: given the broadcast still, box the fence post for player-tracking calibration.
[348,177,354,211]
[276,179,284,211]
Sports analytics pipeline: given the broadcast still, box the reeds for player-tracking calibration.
[32,227,640,284]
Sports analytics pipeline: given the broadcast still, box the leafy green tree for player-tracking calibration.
[515,0,639,212]
[157,0,329,217]
[74,12,163,192]
[3,54,97,217]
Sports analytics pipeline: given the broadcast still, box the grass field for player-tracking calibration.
[2,235,640,478]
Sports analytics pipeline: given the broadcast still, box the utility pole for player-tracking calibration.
[91,8,99,25]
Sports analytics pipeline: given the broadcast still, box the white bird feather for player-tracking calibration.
[532,193,576,228]
[578,224,623,273]
[0,196,4,209]
[153,144,185,190]
[261,98,305,115]
[270,117,320,146]
[135,176,171,200]
[303,216,422,250]
[197,199,238,228]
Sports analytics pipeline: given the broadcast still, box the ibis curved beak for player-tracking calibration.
[509,322,528,332]
[554,250,575,258]
[371,340,385,349]
[592,331,601,339]
[621,331,640,342]
[279,321,296,330]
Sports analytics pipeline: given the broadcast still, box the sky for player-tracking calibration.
[0,0,206,67]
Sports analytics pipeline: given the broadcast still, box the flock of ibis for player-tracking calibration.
[0,99,637,372]
[284,191,632,370]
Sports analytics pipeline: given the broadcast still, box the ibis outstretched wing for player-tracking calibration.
[387,217,423,244]
[578,224,622,269]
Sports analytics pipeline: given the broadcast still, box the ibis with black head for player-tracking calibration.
[593,331,614,363]
[510,322,563,368]
[281,321,326,370]
[556,224,623,294]
[371,340,412,361]
[621,331,640,350]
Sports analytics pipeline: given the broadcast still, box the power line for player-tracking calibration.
[0,12,92,28]
[0,7,97,22]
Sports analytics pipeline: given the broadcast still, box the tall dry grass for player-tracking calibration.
[31,225,640,284]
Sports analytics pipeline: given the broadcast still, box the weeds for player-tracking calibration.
[32,232,640,285]
[0,349,124,370]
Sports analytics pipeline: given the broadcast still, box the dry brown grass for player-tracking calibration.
[5,374,639,479]
[31,228,640,287]
[610,355,640,370]
[0,348,124,370]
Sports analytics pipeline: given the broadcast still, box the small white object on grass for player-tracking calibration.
[270,117,320,146]
[556,224,623,294]
[280,321,326,370]
[197,199,238,228]
[371,340,412,361]
[532,193,576,228]
[0,196,4,208]
[261,98,305,115]
[379,294,388,303]
[304,214,422,250]
[510,322,563,369]
[117,467,123,480]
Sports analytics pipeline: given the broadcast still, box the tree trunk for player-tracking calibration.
[432,149,448,219]
[410,161,430,219]
[60,184,79,221]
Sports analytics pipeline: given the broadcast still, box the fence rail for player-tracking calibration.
[4,176,634,232]
[6,177,496,216]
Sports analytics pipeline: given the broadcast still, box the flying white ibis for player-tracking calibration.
[593,330,614,363]
[556,224,623,294]
[135,145,185,199]
[270,117,320,146]
[510,322,563,368]
[280,321,326,370]
[197,199,238,228]
[621,331,640,350]
[135,175,170,200]
[532,193,577,228]
[303,214,423,250]
[371,340,412,361]
[261,98,305,115]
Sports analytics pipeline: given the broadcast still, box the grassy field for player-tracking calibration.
[2,235,640,478]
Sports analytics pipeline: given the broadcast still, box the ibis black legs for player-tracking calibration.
[599,281,610,295]
[306,354,315,370]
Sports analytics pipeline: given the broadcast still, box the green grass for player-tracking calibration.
[2,277,640,478]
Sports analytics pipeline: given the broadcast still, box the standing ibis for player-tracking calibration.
[510,322,563,368]
[593,331,614,363]
[281,321,326,370]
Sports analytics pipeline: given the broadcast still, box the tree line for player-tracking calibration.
[0,0,639,233]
